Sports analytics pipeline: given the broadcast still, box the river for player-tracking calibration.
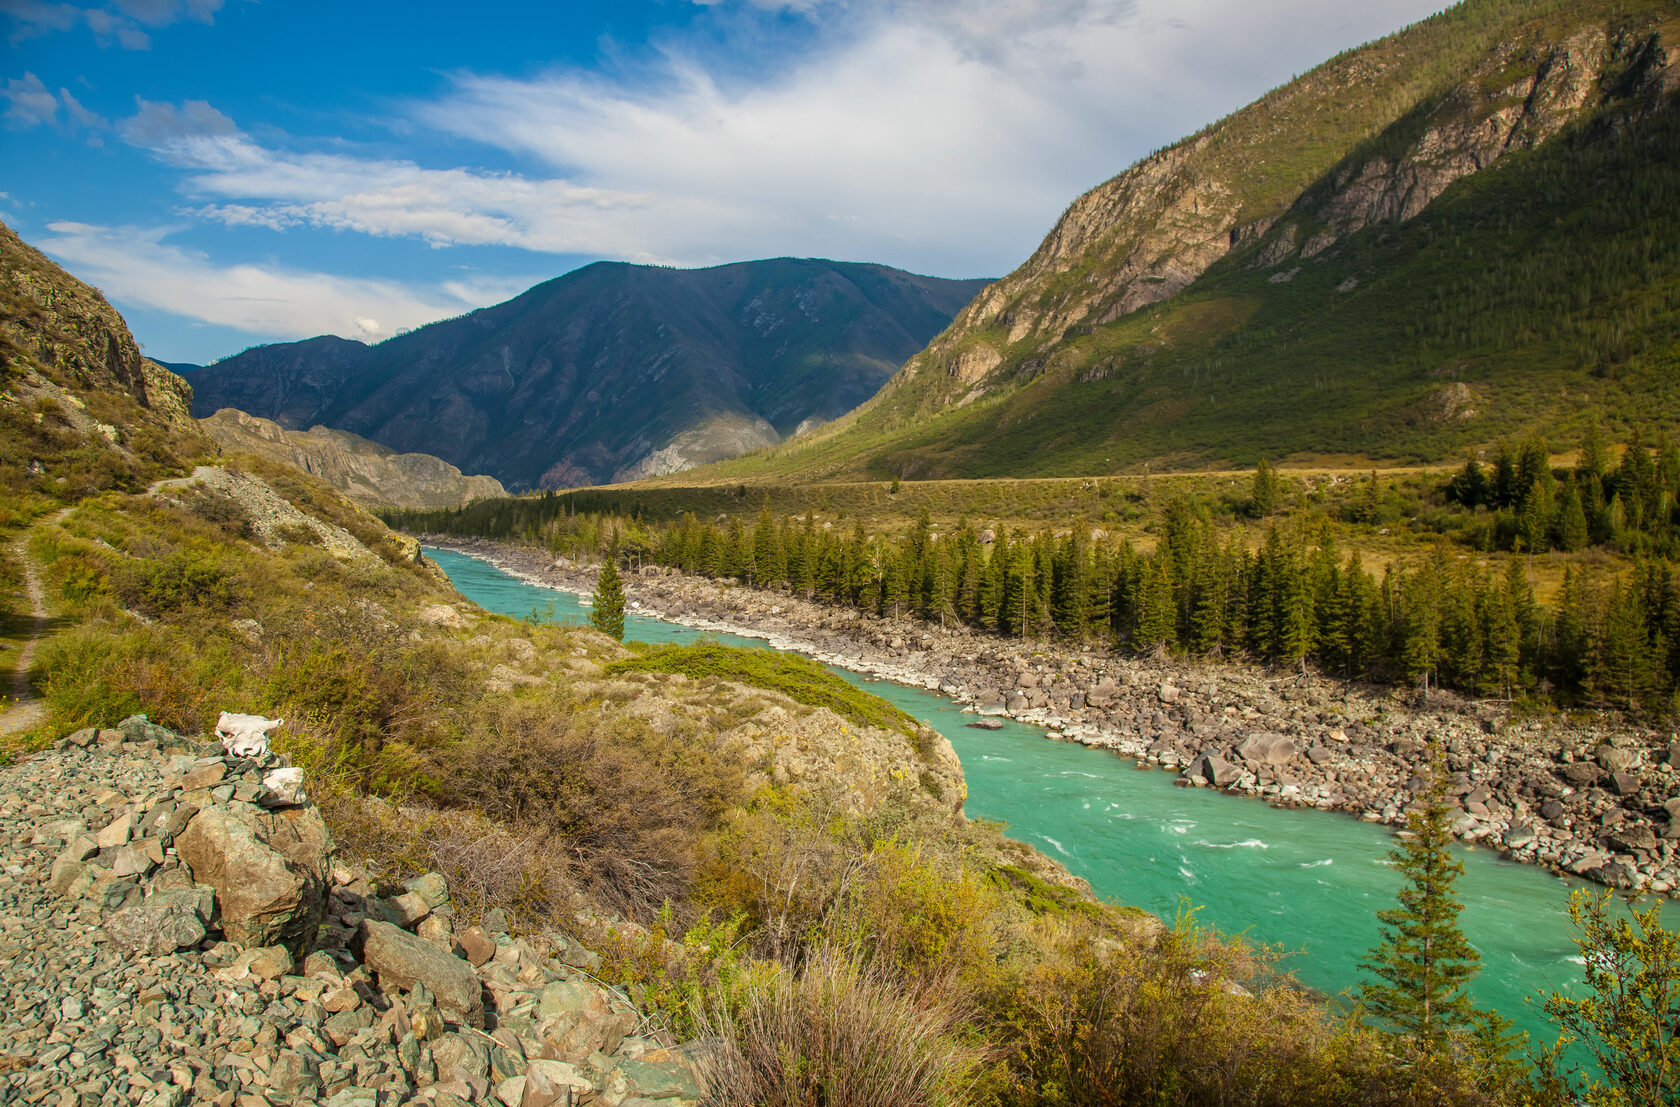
[428,545,1648,1054]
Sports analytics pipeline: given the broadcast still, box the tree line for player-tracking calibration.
[401,489,1680,712]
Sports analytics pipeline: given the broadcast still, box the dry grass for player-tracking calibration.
[697,947,988,1107]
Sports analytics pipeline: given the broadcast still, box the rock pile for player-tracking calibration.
[1,717,709,1106]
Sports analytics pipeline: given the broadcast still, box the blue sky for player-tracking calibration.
[4,0,1448,365]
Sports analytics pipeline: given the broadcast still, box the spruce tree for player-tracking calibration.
[590,552,627,641]
[1359,750,1484,1052]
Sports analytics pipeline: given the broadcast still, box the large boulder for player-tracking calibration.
[175,801,333,955]
[360,920,485,1027]
[1236,733,1300,766]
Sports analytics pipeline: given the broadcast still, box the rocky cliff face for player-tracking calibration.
[190,260,989,490]
[200,408,507,510]
[1,219,196,434]
[872,4,1679,419]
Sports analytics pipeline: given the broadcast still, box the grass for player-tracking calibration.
[605,641,920,740]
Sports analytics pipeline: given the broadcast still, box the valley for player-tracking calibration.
[5,0,1680,1101]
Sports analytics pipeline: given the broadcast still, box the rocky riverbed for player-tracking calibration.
[424,536,1680,897]
[0,715,710,1106]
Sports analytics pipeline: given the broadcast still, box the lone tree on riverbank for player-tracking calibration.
[591,547,626,641]
[1359,747,1517,1073]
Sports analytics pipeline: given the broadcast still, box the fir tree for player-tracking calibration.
[1250,458,1281,517]
[1359,750,1485,1053]
[590,552,627,641]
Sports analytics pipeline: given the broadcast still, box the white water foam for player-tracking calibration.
[1196,838,1269,850]
[1299,858,1333,868]
[1038,835,1069,857]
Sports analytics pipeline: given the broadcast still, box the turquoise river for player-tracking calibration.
[428,545,1670,1053]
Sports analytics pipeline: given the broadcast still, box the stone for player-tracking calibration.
[417,915,454,944]
[1187,753,1241,788]
[1157,682,1181,704]
[432,1032,491,1081]
[1505,824,1539,849]
[175,802,333,955]
[246,945,295,980]
[456,927,496,967]
[1562,762,1600,786]
[96,811,135,849]
[495,1076,527,1107]
[522,1060,595,1106]
[384,890,431,928]
[1236,733,1299,766]
[1595,746,1637,774]
[360,920,485,1026]
[103,891,208,955]
[405,872,451,909]
[182,763,227,791]
[266,1050,321,1103]
[1609,772,1641,797]
[260,767,308,808]
[601,1058,702,1103]
[49,852,90,895]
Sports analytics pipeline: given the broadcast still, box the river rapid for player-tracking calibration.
[426,545,1666,1055]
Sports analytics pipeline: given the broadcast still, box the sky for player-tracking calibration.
[3,0,1450,365]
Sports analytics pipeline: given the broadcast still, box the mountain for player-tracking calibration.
[199,408,507,510]
[188,259,989,490]
[698,0,1680,483]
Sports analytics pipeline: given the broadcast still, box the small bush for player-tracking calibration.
[698,948,987,1107]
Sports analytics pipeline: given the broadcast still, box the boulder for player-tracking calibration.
[1608,772,1641,797]
[1187,753,1243,788]
[1595,745,1637,774]
[175,801,333,955]
[1236,733,1300,766]
[360,920,485,1027]
[522,1060,595,1106]
[1084,682,1121,709]
[1562,762,1601,787]
[103,890,209,955]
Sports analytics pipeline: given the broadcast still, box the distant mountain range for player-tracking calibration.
[700,0,1680,483]
[186,260,988,490]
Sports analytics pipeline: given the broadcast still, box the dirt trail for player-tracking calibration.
[0,508,71,736]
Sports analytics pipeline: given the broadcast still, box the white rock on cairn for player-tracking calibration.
[215,711,284,758]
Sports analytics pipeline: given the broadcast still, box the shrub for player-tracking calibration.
[698,948,987,1107]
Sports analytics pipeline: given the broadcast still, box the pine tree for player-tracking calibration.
[1250,458,1281,517]
[1359,750,1484,1053]
[590,553,626,641]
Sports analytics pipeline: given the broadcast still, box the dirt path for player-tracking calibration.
[0,508,71,736]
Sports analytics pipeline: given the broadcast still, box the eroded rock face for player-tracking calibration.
[176,801,333,955]
[103,889,211,955]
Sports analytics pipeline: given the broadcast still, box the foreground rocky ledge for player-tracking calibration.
[0,717,708,1106]
[426,536,1680,897]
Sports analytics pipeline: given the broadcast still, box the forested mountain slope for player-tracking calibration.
[700,0,1680,482]
[189,260,988,490]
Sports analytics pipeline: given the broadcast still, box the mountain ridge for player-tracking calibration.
[684,0,1680,484]
[188,258,989,490]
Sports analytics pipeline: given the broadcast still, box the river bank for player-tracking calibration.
[419,535,1680,896]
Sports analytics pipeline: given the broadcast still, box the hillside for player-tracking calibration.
[692,0,1680,483]
[188,259,989,490]
[199,407,506,510]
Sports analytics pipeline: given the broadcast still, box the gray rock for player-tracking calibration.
[1236,733,1299,766]
[103,890,208,955]
[360,920,484,1027]
[1608,772,1641,797]
[1595,745,1637,774]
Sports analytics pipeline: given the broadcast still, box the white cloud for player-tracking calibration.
[3,72,59,128]
[3,0,224,48]
[58,86,108,130]
[113,0,1448,276]
[37,221,527,343]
